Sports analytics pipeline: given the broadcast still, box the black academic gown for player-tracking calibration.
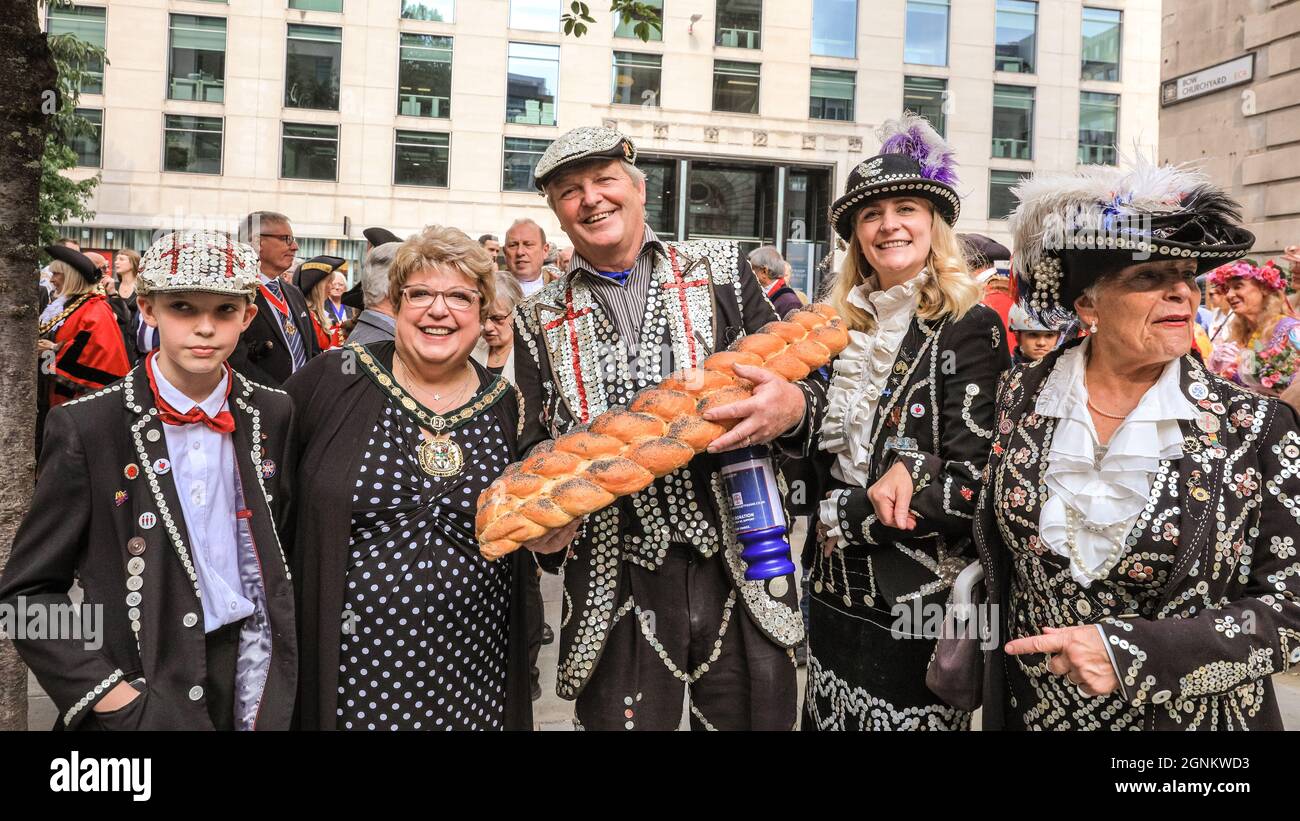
[0,365,298,730]
[229,279,322,386]
[283,341,535,731]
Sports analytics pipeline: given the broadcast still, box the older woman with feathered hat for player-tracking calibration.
[975,160,1300,730]
[802,115,1010,731]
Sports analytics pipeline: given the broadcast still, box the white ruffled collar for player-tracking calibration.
[1035,341,1197,586]
[819,270,927,487]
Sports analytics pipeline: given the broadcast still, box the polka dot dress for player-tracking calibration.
[336,399,513,731]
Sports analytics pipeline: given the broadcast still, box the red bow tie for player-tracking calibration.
[145,352,236,434]
[158,405,236,433]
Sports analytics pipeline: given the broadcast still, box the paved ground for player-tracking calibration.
[26,529,1300,730]
[530,523,1300,731]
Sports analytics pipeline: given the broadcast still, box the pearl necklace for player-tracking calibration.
[1064,507,1131,583]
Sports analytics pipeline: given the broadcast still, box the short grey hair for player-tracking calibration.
[543,159,645,209]
[240,211,291,243]
[506,218,547,249]
[492,271,525,313]
[747,245,786,275]
[362,241,400,308]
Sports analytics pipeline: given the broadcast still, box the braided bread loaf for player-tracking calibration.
[476,303,850,560]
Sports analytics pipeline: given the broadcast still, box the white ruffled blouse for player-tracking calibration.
[1035,340,1198,587]
[816,271,926,537]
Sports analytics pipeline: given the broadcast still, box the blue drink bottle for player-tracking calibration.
[717,445,795,581]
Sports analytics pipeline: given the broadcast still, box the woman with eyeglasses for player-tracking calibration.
[285,225,535,730]
[475,272,524,385]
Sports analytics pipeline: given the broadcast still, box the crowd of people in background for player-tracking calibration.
[14,117,1300,732]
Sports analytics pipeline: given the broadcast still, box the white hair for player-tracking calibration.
[362,241,400,308]
[543,159,645,209]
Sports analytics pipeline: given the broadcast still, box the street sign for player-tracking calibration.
[1161,54,1254,107]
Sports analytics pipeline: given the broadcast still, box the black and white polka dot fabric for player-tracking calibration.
[337,401,513,730]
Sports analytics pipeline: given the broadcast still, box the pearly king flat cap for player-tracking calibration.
[138,230,261,299]
[532,125,637,192]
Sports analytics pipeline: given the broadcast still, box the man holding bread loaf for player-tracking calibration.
[511,125,826,730]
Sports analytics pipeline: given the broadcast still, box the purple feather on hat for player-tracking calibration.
[877,113,958,186]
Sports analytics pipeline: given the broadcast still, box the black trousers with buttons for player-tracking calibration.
[573,545,797,730]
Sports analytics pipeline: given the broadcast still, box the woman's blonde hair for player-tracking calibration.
[1226,282,1289,346]
[826,201,982,334]
[303,276,334,330]
[48,259,95,298]
[389,224,497,320]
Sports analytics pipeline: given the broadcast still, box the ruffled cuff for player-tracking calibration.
[818,487,878,548]
[817,489,848,539]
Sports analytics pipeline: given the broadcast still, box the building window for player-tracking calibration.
[289,0,342,10]
[47,5,106,95]
[904,75,947,137]
[994,0,1036,74]
[285,24,342,110]
[716,0,762,49]
[713,60,760,114]
[611,51,662,107]
[640,158,678,239]
[615,0,662,40]
[1078,91,1119,165]
[394,130,450,187]
[401,1,454,21]
[72,108,102,168]
[281,122,338,180]
[164,114,223,174]
[904,0,948,66]
[992,84,1034,160]
[988,170,1028,220]
[510,0,560,32]
[688,162,776,248]
[809,68,854,121]
[502,137,552,191]
[811,0,856,58]
[168,15,226,102]
[506,43,558,125]
[398,34,452,118]
[1081,7,1121,82]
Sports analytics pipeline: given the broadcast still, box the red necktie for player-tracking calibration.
[145,352,236,434]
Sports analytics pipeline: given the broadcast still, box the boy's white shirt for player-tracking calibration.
[149,356,254,633]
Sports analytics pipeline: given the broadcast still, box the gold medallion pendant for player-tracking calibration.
[418,434,464,477]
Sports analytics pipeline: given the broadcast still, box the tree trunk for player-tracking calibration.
[0,1,57,732]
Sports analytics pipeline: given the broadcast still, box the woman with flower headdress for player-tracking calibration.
[1205,259,1300,400]
[974,161,1300,731]
[802,115,1010,731]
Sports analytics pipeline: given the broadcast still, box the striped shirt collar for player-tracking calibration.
[566,226,666,285]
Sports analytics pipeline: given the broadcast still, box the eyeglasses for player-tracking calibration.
[486,313,512,325]
[400,286,481,312]
[262,233,298,246]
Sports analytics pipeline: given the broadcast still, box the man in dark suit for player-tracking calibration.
[229,211,321,385]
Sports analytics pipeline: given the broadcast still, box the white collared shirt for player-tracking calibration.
[517,275,545,298]
[150,357,254,632]
[1034,340,1198,587]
